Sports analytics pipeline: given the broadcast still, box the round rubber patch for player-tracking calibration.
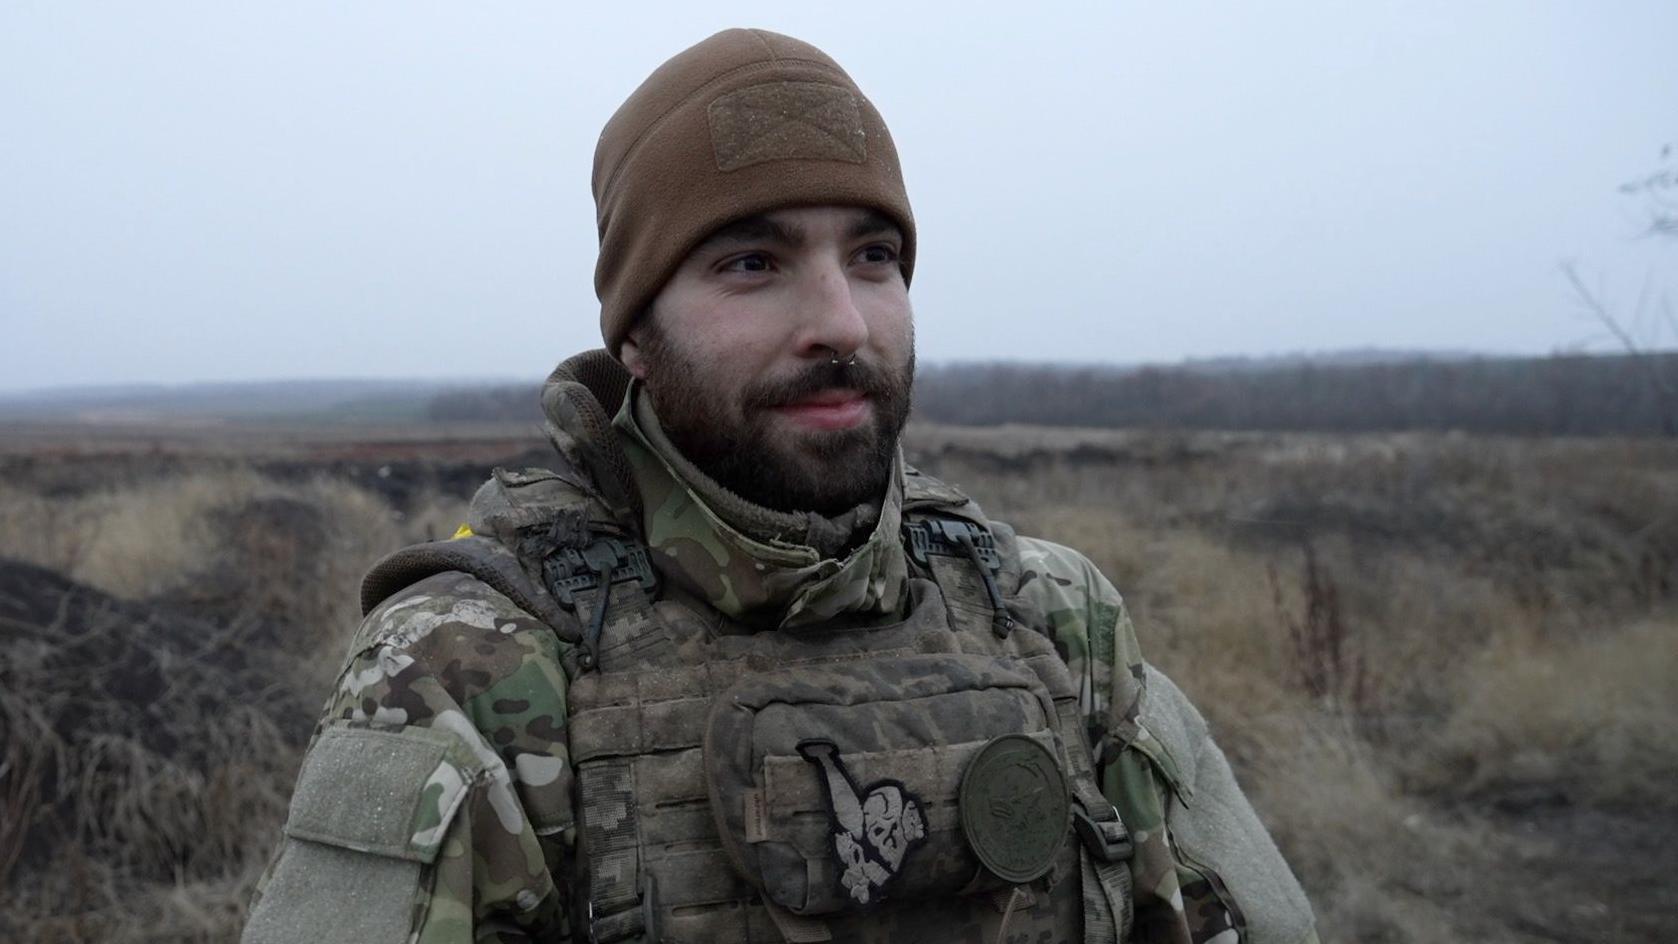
[959,734,1070,884]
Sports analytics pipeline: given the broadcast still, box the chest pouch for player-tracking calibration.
[703,650,1074,917]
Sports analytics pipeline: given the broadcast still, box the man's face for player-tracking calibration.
[620,205,915,516]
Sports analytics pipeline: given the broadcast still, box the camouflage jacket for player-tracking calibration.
[244,354,1316,944]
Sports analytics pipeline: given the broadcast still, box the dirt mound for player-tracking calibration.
[255,447,551,510]
[149,495,334,634]
[0,558,311,894]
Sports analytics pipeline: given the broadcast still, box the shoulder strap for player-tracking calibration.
[360,460,662,663]
[898,465,1021,639]
[359,535,579,639]
[900,462,977,515]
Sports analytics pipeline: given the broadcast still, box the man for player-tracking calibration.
[245,28,1316,944]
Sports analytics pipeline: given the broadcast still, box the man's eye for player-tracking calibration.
[856,244,898,265]
[723,253,772,273]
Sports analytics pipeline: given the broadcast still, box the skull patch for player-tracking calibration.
[797,740,927,906]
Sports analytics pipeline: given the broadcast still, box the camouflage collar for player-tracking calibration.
[612,381,909,629]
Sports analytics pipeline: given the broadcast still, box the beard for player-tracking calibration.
[636,323,914,517]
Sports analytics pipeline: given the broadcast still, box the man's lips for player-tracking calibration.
[771,389,871,430]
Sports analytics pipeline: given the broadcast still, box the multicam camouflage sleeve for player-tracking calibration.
[1015,537,1319,944]
[243,571,573,944]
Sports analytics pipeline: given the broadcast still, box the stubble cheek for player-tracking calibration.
[867,286,914,356]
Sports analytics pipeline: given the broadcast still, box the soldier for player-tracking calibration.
[245,28,1317,944]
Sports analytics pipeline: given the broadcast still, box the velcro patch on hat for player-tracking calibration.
[708,81,867,172]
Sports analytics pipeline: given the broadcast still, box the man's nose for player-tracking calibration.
[795,260,870,359]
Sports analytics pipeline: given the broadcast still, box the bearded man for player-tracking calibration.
[245,28,1316,944]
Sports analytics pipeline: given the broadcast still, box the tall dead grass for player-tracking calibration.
[0,464,466,944]
[1433,615,1678,806]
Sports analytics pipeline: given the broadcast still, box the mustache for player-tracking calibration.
[741,357,908,411]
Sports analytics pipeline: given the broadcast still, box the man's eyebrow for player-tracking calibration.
[698,215,804,250]
[848,210,901,241]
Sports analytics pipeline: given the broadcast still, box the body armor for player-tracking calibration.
[362,354,1135,944]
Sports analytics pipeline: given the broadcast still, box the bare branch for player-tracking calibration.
[1562,261,1678,436]
[1562,261,1641,353]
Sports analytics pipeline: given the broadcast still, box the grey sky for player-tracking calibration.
[2,1,1673,393]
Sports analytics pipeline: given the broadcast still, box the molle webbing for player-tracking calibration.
[566,561,1133,944]
[577,758,644,943]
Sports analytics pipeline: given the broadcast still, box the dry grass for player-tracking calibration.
[0,461,466,944]
[0,595,304,943]
[1433,615,1678,805]
[2,425,1675,943]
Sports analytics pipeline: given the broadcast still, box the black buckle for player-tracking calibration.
[905,518,1001,571]
[546,536,658,671]
[544,536,657,606]
[907,517,1014,637]
[1072,804,1134,863]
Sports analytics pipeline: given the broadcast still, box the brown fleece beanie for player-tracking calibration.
[593,28,916,356]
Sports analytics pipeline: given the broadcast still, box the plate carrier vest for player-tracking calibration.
[361,352,1135,944]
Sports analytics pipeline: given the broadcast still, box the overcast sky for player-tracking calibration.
[2,1,1674,393]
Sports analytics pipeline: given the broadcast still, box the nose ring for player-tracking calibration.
[829,352,859,367]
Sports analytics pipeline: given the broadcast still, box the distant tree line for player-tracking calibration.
[911,353,1678,436]
[429,352,1678,437]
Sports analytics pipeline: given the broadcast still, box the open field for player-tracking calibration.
[2,420,1675,943]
